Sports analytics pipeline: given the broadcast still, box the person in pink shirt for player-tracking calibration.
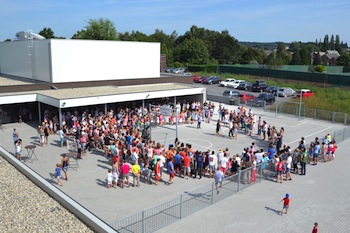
[120,161,130,188]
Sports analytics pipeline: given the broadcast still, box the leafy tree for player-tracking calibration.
[290,48,301,65]
[39,27,55,39]
[337,52,350,66]
[119,30,148,41]
[300,47,310,65]
[74,18,118,40]
[315,65,327,73]
[4,39,11,42]
[330,34,335,50]
[177,38,209,65]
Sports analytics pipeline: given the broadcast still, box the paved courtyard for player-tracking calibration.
[0,102,349,232]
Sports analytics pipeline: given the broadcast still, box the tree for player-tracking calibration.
[39,27,55,39]
[337,52,350,66]
[73,18,118,40]
[323,34,329,51]
[177,38,209,65]
[313,52,321,65]
[315,65,327,73]
[335,35,341,53]
[290,48,301,65]
[330,34,335,50]
[300,47,310,65]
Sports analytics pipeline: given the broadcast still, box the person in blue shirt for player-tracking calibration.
[54,163,63,186]
[173,151,183,177]
[194,151,204,179]
[268,145,275,160]
[167,159,175,184]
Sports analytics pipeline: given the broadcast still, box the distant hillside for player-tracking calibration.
[239,41,290,50]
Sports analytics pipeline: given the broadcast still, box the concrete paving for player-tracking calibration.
[0,102,348,232]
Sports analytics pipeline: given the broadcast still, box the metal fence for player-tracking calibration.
[111,162,272,233]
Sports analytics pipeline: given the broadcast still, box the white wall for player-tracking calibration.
[0,39,160,83]
[50,39,160,83]
[0,41,31,78]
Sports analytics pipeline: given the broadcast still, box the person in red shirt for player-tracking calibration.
[183,154,191,179]
[276,159,284,183]
[278,193,290,215]
[312,222,318,233]
[154,158,161,186]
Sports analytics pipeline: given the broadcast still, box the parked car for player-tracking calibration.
[264,86,278,95]
[194,76,209,83]
[192,74,201,82]
[227,80,245,89]
[172,68,187,73]
[239,93,256,103]
[251,93,275,106]
[203,76,221,85]
[182,72,192,76]
[220,78,236,87]
[223,90,240,97]
[277,87,296,97]
[296,89,315,98]
[237,81,253,91]
[251,80,269,92]
[165,67,176,73]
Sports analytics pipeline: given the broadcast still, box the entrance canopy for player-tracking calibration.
[0,83,206,109]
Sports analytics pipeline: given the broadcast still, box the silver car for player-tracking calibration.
[277,87,296,97]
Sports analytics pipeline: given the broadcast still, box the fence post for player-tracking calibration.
[211,182,214,205]
[343,128,346,142]
[142,210,145,233]
[237,170,241,192]
[344,114,348,125]
[314,109,316,120]
[180,194,183,219]
[259,164,263,182]
[332,112,335,123]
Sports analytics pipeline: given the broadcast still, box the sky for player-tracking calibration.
[0,0,349,44]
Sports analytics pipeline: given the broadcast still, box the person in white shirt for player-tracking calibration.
[217,149,224,164]
[220,154,229,176]
[255,149,264,164]
[285,153,292,181]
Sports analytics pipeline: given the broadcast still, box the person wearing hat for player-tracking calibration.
[278,193,290,215]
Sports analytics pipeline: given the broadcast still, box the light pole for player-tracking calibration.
[298,90,303,120]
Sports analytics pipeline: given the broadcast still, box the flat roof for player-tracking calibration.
[0,83,206,108]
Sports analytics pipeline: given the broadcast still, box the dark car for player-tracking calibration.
[203,76,221,85]
[237,81,252,91]
[251,93,275,106]
[251,81,269,92]
[264,86,278,95]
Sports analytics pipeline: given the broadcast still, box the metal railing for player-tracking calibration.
[111,126,350,233]
[111,162,270,233]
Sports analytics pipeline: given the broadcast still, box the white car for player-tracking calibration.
[220,78,236,87]
[227,80,245,89]
[173,68,186,74]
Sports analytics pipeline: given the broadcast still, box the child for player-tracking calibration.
[106,169,113,188]
[312,222,319,233]
[54,163,63,186]
[278,193,290,215]
[214,166,224,194]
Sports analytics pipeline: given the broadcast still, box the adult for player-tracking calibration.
[154,158,161,186]
[216,119,221,136]
[120,161,131,188]
[59,127,66,148]
[183,154,191,179]
[194,151,204,179]
[285,153,292,181]
[131,161,141,187]
[300,147,308,175]
[276,158,284,183]
[208,151,217,178]
[173,150,183,177]
[61,154,70,181]
[214,167,224,194]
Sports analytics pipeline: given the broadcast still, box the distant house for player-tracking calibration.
[314,50,340,65]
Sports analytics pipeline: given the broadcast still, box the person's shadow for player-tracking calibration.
[265,206,281,215]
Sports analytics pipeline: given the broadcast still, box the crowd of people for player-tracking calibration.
[24,100,336,190]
